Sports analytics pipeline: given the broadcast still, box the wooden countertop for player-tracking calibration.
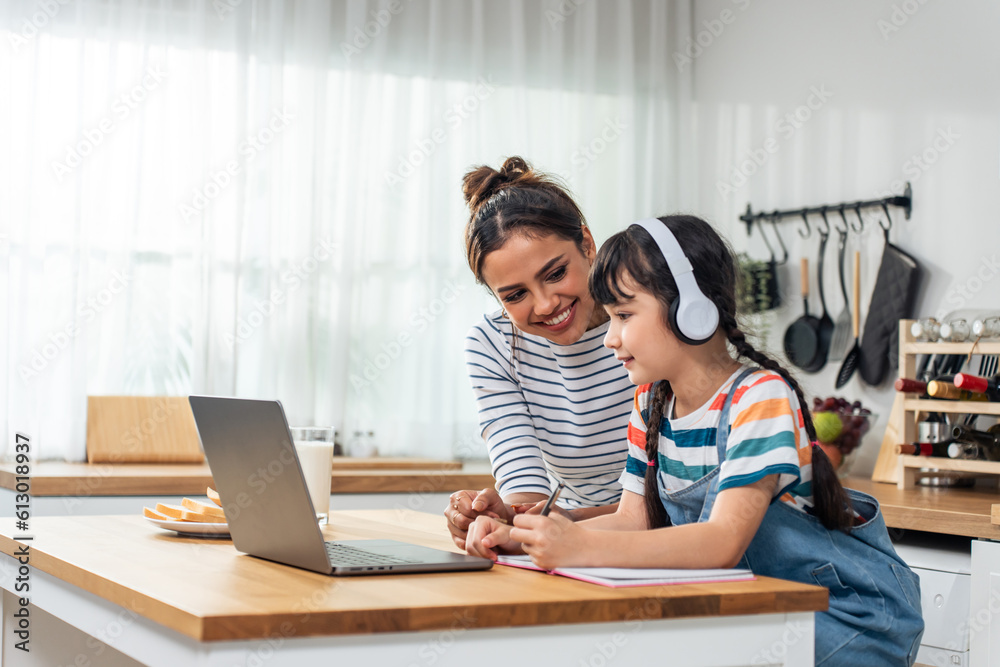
[844,476,1000,540]
[0,460,493,496]
[0,511,827,642]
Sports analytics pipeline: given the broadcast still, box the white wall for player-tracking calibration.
[690,0,1000,475]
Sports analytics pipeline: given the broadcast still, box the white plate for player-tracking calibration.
[145,516,230,538]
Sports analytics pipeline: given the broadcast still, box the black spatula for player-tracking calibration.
[836,251,861,388]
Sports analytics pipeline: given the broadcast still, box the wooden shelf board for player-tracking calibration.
[898,454,1000,475]
[0,461,485,496]
[902,398,1000,416]
[902,341,1000,355]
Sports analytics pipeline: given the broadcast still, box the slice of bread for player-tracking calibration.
[155,503,185,520]
[180,509,228,524]
[181,497,226,518]
[143,506,169,520]
[206,487,223,507]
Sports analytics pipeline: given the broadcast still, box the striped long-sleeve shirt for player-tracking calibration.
[464,310,634,508]
[620,367,816,513]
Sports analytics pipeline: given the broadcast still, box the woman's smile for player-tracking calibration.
[536,300,577,332]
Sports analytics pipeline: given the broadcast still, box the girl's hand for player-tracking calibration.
[509,512,588,570]
[445,488,511,550]
[516,501,573,520]
[465,515,523,560]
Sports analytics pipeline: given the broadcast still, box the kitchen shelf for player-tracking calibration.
[884,319,1000,489]
[902,341,1000,355]
[902,399,1000,417]
[897,454,1000,489]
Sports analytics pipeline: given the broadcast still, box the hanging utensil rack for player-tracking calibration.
[739,183,912,236]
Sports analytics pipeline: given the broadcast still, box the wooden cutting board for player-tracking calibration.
[871,392,905,484]
[86,396,204,463]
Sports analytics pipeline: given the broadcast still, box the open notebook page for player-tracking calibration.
[497,555,754,588]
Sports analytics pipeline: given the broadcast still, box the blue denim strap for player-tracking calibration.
[697,368,758,523]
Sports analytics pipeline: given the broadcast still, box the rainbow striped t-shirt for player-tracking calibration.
[619,367,815,514]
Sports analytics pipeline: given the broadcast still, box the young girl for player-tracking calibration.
[466,215,924,666]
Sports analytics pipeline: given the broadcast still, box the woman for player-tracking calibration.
[445,157,635,550]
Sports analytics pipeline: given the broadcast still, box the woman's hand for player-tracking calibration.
[444,488,511,550]
[465,515,524,560]
[509,512,590,570]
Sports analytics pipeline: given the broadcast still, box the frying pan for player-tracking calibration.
[804,216,833,372]
[784,257,821,371]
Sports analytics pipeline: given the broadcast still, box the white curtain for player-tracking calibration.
[1,0,691,461]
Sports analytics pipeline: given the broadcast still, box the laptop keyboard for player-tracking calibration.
[324,542,420,567]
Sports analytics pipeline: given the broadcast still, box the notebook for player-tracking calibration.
[188,396,492,575]
[497,555,754,588]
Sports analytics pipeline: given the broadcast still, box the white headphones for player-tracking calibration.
[631,218,720,346]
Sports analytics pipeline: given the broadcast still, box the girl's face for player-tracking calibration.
[481,229,602,345]
[602,274,681,385]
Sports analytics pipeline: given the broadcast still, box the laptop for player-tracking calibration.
[188,396,493,575]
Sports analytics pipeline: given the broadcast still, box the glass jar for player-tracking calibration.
[911,318,941,342]
[939,319,971,342]
[972,316,1000,339]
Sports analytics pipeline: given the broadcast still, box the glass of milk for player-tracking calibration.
[290,427,335,525]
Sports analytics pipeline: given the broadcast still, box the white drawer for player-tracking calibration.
[917,645,969,667]
[912,566,971,651]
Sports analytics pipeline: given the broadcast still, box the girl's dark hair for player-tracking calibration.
[589,215,854,533]
[462,156,589,283]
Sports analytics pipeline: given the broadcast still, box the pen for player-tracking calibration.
[539,483,565,517]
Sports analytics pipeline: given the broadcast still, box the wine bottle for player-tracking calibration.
[951,425,1000,461]
[927,381,989,402]
[894,378,927,393]
[954,373,1000,402]
[895,442,952,457]
[947,442,993,461]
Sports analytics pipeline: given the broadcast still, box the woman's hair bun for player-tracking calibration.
[499,156,530,178]
[462,156,535,213]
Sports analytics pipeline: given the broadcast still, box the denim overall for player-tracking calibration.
[653,369,924,666]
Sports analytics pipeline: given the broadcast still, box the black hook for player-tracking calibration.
[769,215,788,265]
[818,207,831,237]
[798,211,811,239]
[756,218,776,263]
[834,207,849,234]
[880,202,893,230]
[879,202,892,240]
[851,204,865,233]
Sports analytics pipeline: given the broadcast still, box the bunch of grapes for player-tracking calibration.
[810,396,873,456]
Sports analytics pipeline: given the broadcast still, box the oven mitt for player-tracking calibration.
[858,241,921,386]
